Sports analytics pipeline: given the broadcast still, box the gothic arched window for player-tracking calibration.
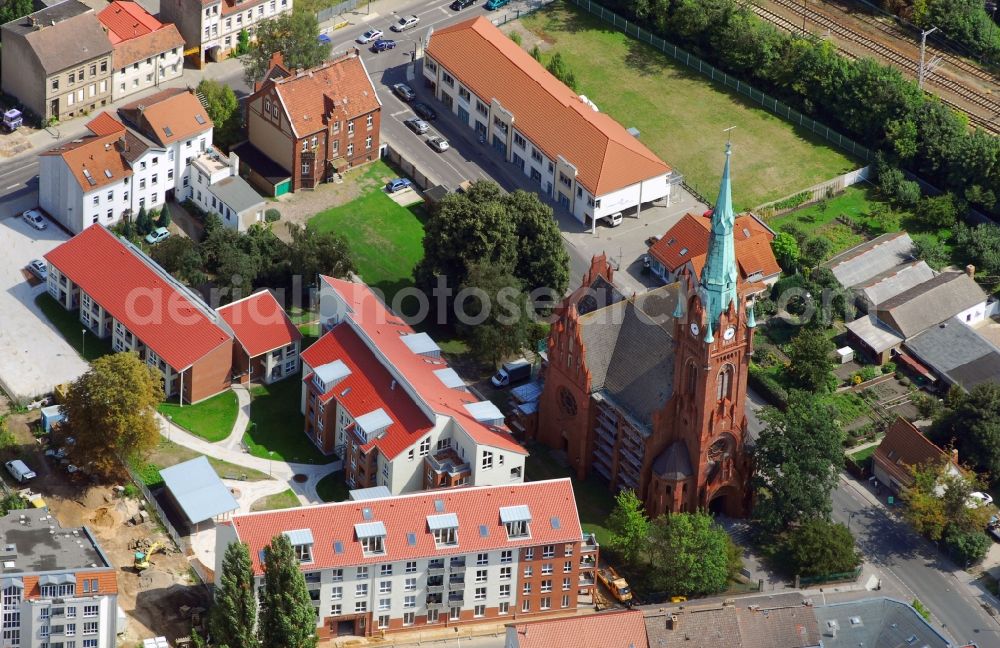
[686,362,697,395]
[716,364,735,401]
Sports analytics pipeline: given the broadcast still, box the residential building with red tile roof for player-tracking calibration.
[300,276,527,494]
[214,478,599,638]
[243,50,381,194]
[218,290,302,385]
[506,609,648,648]
[99,1,184,101]
[159,0,292,67]
[872,417,961,494]
[44,225,234,403]
[424,18,672,226]
[648,211,780,295]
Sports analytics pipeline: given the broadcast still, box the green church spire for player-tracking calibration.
[701,143,739,341]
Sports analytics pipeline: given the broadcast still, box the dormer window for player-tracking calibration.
[284,529,314,563]
[355,521,387,556]
[428,513,459,547]
[500,505,532,539]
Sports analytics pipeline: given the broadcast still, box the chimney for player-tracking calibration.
[952,447,959,464]
[118,135,128,153]
[228,151,238,176]
[667,614,679,630]
[966,264,976,278]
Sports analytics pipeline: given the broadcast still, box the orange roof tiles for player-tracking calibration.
[320,276,526,456]
[873,417,956,488]
[39,134,133,192]
[228,479,582,574]
[511,610,648,648]
[98,1,163,44]
[649,212,779,281]
[267,53,380,138]
[426,17,670,196]
[113,23,184,68]
[119,88,212,146]
[217,290,302,358]
[86,112,127,136]
[44,225,231,370]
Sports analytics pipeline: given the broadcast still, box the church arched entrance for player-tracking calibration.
[707,486,737,516]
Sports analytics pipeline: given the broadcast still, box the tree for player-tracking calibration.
[198,79,242,149]
[753,391,843,534]
[916,193,959,229]
[259,534,317,648]
[460,265,532,367]
[901,461,951,541]
[953,221,1000,278]
[150,236,205,286]
[136,206,153,236]
[243,11,330,85]
[931,382,1000,483]
[157,203,172,229]
[210,542,259,648]
[942,526,991,566]
[800,236,833,268]
[0,0,33,26]
[63,353,164,477]
[786,328,836,393]
[770,231,800,271]
[506,190,570,300]
[781,519,860,578]
[285,223,354,284]
[605,490,650,566]
[647,512,734,596]
[545,52,578,91]
[236,28,251,55]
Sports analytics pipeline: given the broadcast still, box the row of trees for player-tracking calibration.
[602,0,999,216]
[882,0,1000,66]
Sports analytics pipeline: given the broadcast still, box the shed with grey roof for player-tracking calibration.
[905,321,1000,392]
[856,260,935,312]
[160,456,239,526]
[874,271,987,339]
[209,175,266,231]
[822,232,916,289]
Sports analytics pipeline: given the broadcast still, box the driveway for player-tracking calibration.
[0,215,86,402]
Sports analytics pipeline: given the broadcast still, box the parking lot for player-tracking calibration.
[0,214,86,402]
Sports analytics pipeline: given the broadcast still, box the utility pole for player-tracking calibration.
[801,0,807,35]
[918,27,938,89]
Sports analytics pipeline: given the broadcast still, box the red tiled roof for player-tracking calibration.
[649,212,779,280]
[38,134,133,192]
[44,225,231,370]
[426,18,670,196]
[268,53,380,139]
[98,1,163,44]
[113,23,184,68]
[301,325,433,460]
[119,88,212,146]
[86,112,127,136]
[511,610,648,648]
[319,276,526,456]
[217,290,301,358]
[228,479,582,574]
[873,417,954,488]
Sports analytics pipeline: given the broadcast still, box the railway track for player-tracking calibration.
[760,0,1000,134]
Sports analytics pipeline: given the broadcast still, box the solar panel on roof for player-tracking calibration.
[407,532,416,546]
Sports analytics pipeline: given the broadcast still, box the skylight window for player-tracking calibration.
[679,247,688,256]
[195,114,206,125]
[163,126,173,137]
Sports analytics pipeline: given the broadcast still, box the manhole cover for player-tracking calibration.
[293,474,307,483]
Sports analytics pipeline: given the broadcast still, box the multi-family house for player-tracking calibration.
[98,1,184,101]
[187,148,267,231]
[218,290,302,384]
[1,0,113,122]
[241,51,381,193]
[423,18,672,226]
[298,276,527,494]
[44,224,234,403]
[214,479,599,638]
[159,0,292,67]
[0,508,119,648]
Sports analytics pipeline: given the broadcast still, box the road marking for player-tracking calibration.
[5,184,18,190]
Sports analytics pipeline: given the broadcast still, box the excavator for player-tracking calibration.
[134,541,165,572]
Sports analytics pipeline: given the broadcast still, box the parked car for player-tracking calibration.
[485,0,510,8]
[393,83,416,102]
[27,259,47,281]
[5,459,36,483]
[413,102,437,120]
[391,14,420,31]
[405,117,430,134]
[386,178,414,193]
[145,227,171,245]
[45,447,66,460]
[428,136,450,153]
[21,209,46,230]
[372,38,397,52]
[357,28,383,43]
[317,33,332,44]
[601,212,623,227]
[451,0,476,9]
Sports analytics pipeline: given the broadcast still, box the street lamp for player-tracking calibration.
[269,451,275,477]
[167,415,173,442]
[848,511,856,531]
[81,328,87,357]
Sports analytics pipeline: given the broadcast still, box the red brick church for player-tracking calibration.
[534,145,759,517]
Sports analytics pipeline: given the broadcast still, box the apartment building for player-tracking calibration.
[423,18,671,227]
[44,224,234,403]
[218,290,302,385]
[300,276,527,494]
[159,0,292,66]
[98,1,184,101]
[1,0,113,122]
[0,508,119,648]
[214,479,599,639]
[186,148,266,231]
[243,51,381,193]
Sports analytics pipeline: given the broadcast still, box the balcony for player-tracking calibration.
[428,560,446,574]
[426,599,443,609]
[579,573,596,586]
[448,575,465,587]
[427,584,444,594]
[449,557,466,569]
[448,592,465,603]
[581,533,599,552]
[426,448,470,476]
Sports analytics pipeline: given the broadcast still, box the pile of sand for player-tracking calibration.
[89,507,118,529]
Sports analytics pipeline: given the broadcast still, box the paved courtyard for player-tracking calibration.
[0,214,86,402]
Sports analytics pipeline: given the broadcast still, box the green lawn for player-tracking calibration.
[250,488,302,512]
[158,390,238,442]
[525,444,615,545]
[519,2,857,209]
[849,445,877,463]
[316,472,351,502]
[309,160,427,305]
[244,376,335,465]
[134,438,270,489]
[35,293,112,362]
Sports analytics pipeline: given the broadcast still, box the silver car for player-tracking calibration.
[27,259,47,281]
[405,117,430,134]
[428,136,450,153]
[22,209,46,230]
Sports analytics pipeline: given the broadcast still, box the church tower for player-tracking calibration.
[647,144,755,517]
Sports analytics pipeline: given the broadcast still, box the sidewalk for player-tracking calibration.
[221,385,251,451]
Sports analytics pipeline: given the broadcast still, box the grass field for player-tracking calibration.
[135,438,270,489]
[250,488,302,512]
[525,444,615,545]
[158,390,238,442]
[519,2,858,209]
[35,293,112,362]
[316,472,351,502]
[245,377,335,465]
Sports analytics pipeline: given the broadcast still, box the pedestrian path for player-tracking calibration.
[221,385,251,451]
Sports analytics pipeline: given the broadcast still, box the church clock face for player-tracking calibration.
[558,387,577,417]
[689,322,700,337]
[723,326,736,341]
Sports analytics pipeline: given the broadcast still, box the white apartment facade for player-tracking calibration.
[160,0,292,66]
[112,48,184,101]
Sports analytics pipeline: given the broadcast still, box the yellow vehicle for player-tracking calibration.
[597,566,633,606]
[134,542,165,572]
[671,596,688,603]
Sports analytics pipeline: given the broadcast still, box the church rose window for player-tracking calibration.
[558,387,577,417]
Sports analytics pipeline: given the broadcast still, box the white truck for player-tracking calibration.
[5,460,36,483]
[491,358,532,388]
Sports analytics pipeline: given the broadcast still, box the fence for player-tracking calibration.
[381,142,440,190]
[317,0,360,26]
[125,465,189,564]
[754,166,871,218]
[798,566,863,588]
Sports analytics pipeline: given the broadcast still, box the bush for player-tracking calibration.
[912,599,931,621]
[942,525,990,566]
[882,362,896,375]
[265,208,281,223]
[916,193,959,229]
[121,483,140,499]
[772,191,811,211]
[749,364,788,408]
[509,31,522,46]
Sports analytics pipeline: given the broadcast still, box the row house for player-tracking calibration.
[299,276,527,494]
[424,18,672,227]
[241,51,381,194]
[218,290,302,385]
[44,224,234,403]
[98,1,185,101]
[214,479,599,639]
[0,508,119,648]
[1,0,113,122]
[160,0,292,66]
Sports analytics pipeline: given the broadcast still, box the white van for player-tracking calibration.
[5,460,36,483]
[601,212,623,227]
